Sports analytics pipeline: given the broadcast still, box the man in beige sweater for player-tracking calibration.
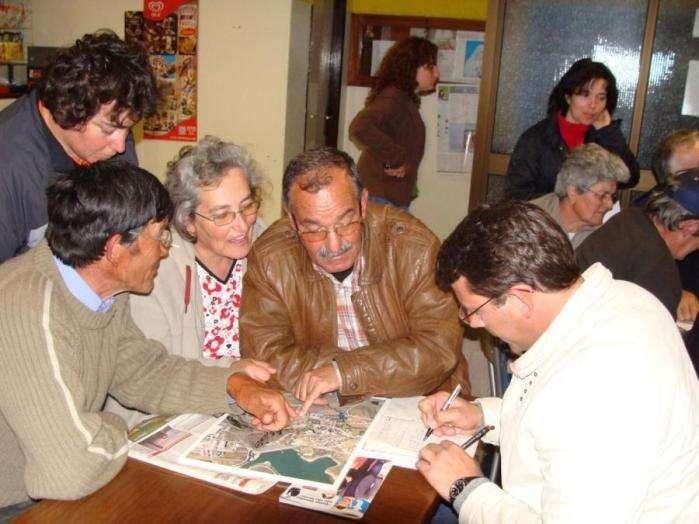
[0,161,295,512]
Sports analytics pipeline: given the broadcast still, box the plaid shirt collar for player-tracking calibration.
[312,255,368,351]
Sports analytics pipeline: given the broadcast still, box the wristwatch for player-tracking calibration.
[449,476,484,505]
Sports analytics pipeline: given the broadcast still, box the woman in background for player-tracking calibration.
[505,58,639,201]
[349,36,439,209]
[530,143,629,249]
[106,136,272,426]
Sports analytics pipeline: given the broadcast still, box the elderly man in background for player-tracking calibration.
[0,162,293,514]
[577,169,699,319]
[652,129,699,184]
[417,201,697,523]
[240,147,470,414]
[530,143,629,249]
[651,129,699,322]
[0,31,156,263]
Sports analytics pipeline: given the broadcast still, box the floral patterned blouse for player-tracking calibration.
[196,258,243,360]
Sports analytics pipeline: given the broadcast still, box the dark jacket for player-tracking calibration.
[505,115,640,201]
[0,91,138,263]
[240,203,471,399]
[575,207,681,318]
[349,86,425,207]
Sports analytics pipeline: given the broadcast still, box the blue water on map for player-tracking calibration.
[246,450,336,483]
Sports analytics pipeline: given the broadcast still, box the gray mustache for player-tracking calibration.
[317,241,353,259]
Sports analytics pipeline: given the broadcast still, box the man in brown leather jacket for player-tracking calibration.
[240,147,470,414]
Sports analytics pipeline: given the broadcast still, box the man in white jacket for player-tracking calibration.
[418,200,698,523]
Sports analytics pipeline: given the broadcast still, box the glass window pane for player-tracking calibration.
[637,0,699,170]
[492,0,647,155]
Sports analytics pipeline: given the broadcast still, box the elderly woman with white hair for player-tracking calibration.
[106,136,274,425]
[530,143,630,249]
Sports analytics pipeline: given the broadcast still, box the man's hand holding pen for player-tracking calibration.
[418,390,484,437]
[417,391,491,500]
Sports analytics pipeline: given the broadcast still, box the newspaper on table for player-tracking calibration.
[359,396,477,469]
[279,456,392,520]
[128,413,276,494]
[179,397,385,490]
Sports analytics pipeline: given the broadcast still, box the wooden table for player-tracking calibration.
[16,459,441,523]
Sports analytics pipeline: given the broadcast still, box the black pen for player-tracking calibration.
[460,425,495,450]
[423,383,462,441]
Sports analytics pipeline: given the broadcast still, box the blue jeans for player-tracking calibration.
[430,502,459,524]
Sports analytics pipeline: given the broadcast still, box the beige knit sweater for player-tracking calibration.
[0,242,233,507]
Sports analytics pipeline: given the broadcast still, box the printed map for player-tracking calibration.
[180,397,384,489]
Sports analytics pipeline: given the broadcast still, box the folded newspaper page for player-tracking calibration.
[279,456,393,519]
[179,398,385,490]
[359,396,474,469]
[128,413,276,494]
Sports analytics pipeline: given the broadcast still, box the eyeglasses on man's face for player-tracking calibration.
[296,219,362,242]
[458,295,497,323]
[143,227,173,249]
[586,187,618,203]
[194,200,260,227]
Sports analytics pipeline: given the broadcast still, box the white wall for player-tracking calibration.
[338,85,472,240]
[15,0,308,222]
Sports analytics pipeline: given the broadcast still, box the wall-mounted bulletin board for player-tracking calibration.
[347,14,485,87]
[347,13,486,177]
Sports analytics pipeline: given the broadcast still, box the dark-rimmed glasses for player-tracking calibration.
[194,200,259,227]
[458,295,497,323]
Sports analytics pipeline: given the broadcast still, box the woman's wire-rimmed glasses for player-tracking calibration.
[194,200,260,227]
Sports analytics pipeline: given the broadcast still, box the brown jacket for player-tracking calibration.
[240,204,470,399]
[349,86,425,207]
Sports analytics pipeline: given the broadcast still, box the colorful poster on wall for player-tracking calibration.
[125,0,198,141]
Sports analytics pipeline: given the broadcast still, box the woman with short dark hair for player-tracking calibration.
[505,58,639,201]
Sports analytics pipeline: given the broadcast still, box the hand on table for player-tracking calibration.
[230,358,276,383]
[418,391,483,437]
[418,441,483,500]
[227,374,297,431]
[293,364,341,417]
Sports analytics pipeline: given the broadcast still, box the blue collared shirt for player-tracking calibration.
[53,256,115,313]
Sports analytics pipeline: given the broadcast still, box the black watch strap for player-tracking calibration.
[448,476,483,505]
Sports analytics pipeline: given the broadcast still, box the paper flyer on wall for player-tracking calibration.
[127,413,276,494]
[179,398,385,490]
[279,456,393,519]
[681,60,698,117]
[436,83,479,175]
[125,0,198,141]
[410,28,484,84]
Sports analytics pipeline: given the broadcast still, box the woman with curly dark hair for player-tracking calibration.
[505,58,639,201]
[349,37,439,209]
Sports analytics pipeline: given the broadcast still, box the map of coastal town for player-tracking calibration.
[180,398,385,489]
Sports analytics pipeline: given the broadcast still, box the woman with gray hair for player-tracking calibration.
[530,143,629,248]
[106,136,274,426]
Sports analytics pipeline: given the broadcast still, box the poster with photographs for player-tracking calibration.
[125,0,198,141]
